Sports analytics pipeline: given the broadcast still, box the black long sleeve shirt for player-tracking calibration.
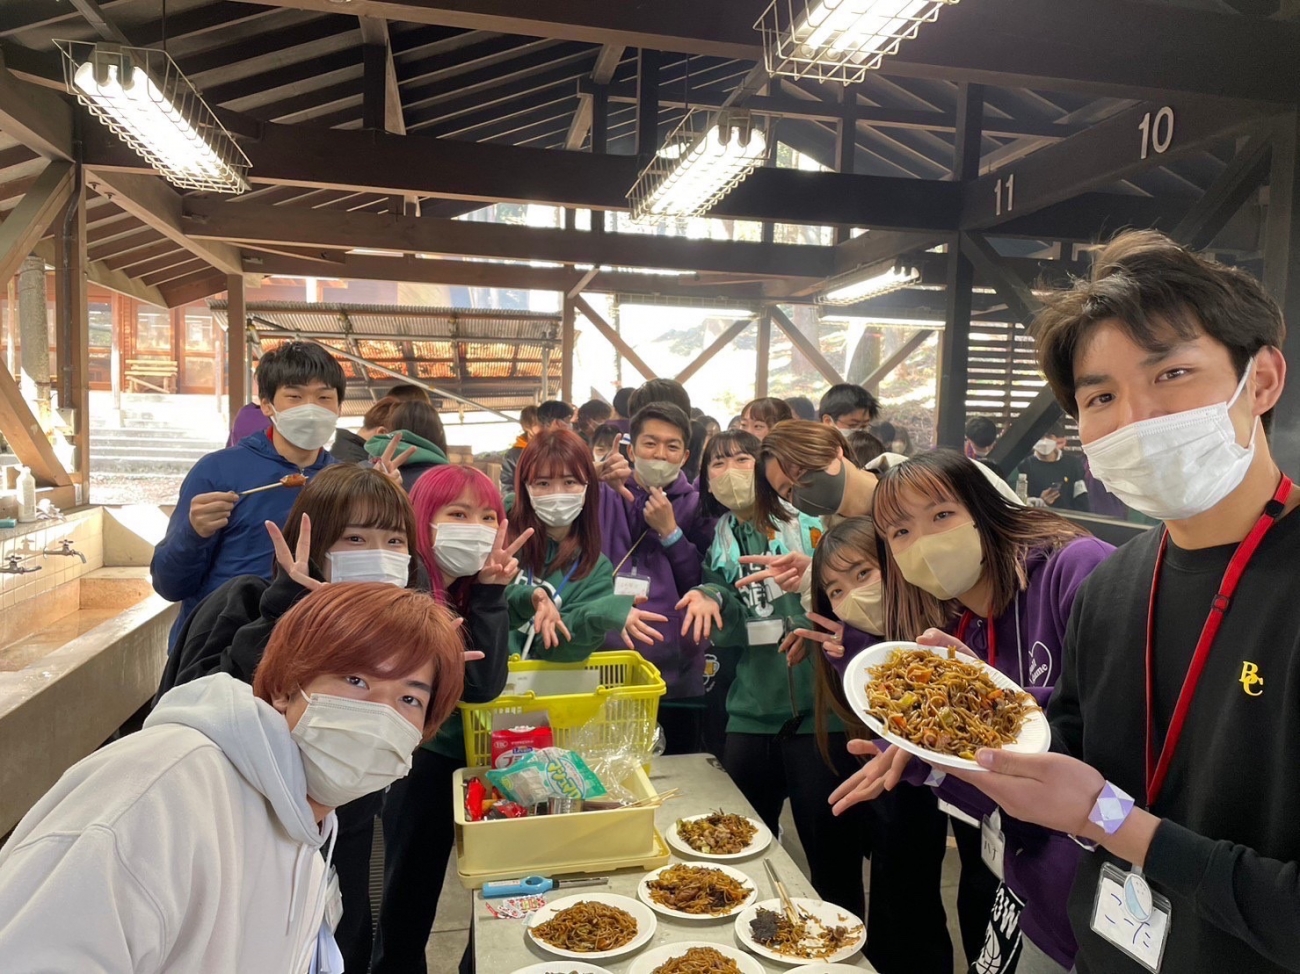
[1047,506,1300,973]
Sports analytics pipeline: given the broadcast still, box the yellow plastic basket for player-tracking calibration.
[460,650,666,768]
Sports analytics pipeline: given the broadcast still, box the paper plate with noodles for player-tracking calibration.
[787,965,875,973]
[628,941,766,974]
[525,893,656,961]
[637,862,758,920]
[510,964,615,974]
[735,898,866,965]
[667,811,772,861]
[843,641,1050,772]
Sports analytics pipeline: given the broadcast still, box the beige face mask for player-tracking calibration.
[835,581,885,636]
[892,521,983,600]
[712,467,756,512]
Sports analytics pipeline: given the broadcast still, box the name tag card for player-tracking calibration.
[1090,863,1171,972]
[746,618,786,646]
[614,571,651,599]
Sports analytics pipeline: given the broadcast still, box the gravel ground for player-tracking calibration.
[90,473,185,506]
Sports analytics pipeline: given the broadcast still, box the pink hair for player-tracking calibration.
[410,465,506,607]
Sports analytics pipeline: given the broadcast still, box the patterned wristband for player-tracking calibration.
[1088,781,1135,836]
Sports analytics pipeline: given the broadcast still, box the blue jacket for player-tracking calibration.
[151,431,336,647]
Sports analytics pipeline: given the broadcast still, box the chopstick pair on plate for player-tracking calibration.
[763,859,802,926]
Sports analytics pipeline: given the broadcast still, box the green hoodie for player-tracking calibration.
[696,514,840,737]
[365,429,448,466]
[504,539,635,662]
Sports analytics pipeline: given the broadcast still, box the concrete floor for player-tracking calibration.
[424,802,969,973]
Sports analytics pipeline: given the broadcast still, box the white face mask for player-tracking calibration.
[291,691,422,808]
[1082,362,1257,521]
[634,456,682,488]
[325,549,409,586]
[529,488,585,527]
[433,523,497,577]
[1033,438,1058,457]
[270,403,338,451]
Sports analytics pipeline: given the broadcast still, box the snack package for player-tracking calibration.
[491,724,554,769]
[485,747,609,806]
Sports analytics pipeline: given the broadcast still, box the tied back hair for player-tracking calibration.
[873,450,1091,641]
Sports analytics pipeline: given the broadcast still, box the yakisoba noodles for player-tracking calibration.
[676,811,757,855]
[645,864,753,915]
[650,946,744,973]
[530,900,638,952]
[866,647,1035,760]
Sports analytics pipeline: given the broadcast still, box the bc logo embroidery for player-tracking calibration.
[1239,661,1264,696]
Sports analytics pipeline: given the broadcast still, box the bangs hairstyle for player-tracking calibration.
[808,516,880,764]
[1036,229,1286,432]
[410,465,505,607]
[254,583,465,740]
[742,396,793,428]
[510,429,602,580]
[872,451,1089,641]
[280,464,419,586]
[255,341,346,403]
[699,429,761,519]
[752,421,852,529]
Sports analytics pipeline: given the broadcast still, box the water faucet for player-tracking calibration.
[43,539,86,564]
[0,553,41,575]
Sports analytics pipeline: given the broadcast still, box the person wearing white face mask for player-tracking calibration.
[598,403,714,752]
[152,342,346,652]
[373,464,526,974]
[0,583,465,974]
[1016,420,1091,512]
[158,463,433,973]
[943,231,1300,974]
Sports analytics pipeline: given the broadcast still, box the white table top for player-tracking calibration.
[470,753,878,974]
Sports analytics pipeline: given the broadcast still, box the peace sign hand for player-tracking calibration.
[265,514,324,591]
[477,520,533,585]
[373,431,418,487]
[735,552,810,593]
[792,611,847,660]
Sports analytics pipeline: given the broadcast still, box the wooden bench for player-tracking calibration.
[125,358,179,394]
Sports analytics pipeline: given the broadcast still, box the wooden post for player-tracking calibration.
[226,273,247,416]
[561,294,575,404]
[5,276,14,378]
[53,176,89,502]
[755,310,771,398]
[110,293,123,412]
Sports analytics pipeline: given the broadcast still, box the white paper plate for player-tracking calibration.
[666,812,773,861]
[788,964,875,973]
[636,862,758,920]
[842,640,1050,772]
[628,941,766,974]
[735,897,867,966]
[511,964,615,974]
[525,892,656,961]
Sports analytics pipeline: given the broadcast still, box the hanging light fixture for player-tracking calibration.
[628,109,767,222]
[756,0,960,85]
[58,41,250,194]
[817,261,920,305]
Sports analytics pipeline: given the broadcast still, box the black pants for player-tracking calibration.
[332,790,383,974]
[722,731,873,920]
[371,747,463,974]
[659,699,705,755]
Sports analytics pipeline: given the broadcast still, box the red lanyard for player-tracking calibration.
[956,609,997,668]
[1144,475,1293,807]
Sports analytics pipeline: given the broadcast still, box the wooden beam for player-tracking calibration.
[0,365,72,486]
[0,160,72,285]
[573,294,657,382]
[68,0,131,43]
[53,177,89,495]
[755,310,770,399]
[158,273,229,308]
[1171,125,1274,251]
[184,198,837,278]
[33,237,168,307]
[674,318,752,385]
[566,44,623,151]
[560,294,575,403]
[769,305,842,386]
[84,170,242,275]
[0,52,72,160]
[360,17,405,136]
[863,329,934,393]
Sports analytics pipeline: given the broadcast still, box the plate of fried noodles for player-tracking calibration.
[627,942,765,974]
[667,811,772,861]
[637,862,758,920]
[735,898,866,965]
[526,893,656,960]
[843,641,1049,772]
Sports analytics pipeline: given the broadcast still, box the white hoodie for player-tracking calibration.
[0,674,337,974]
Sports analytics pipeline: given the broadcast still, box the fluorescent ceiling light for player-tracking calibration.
[59,42,249,194]
[756,0,959,84]
[349,248,405,257]
[629,110,766,221]
[817,264,920,305]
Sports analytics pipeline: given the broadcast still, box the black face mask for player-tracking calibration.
[790,462,847,517]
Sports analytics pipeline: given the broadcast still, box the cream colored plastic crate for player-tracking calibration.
[453,765,669,888]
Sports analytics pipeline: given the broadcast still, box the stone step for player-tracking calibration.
[90,458,198,475]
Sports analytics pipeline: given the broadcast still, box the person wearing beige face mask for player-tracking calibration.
[830,451,1115,974]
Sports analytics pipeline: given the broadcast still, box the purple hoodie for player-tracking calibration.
[897,537,1115,970]
[597,474,716,698]
[227,403,270,447]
